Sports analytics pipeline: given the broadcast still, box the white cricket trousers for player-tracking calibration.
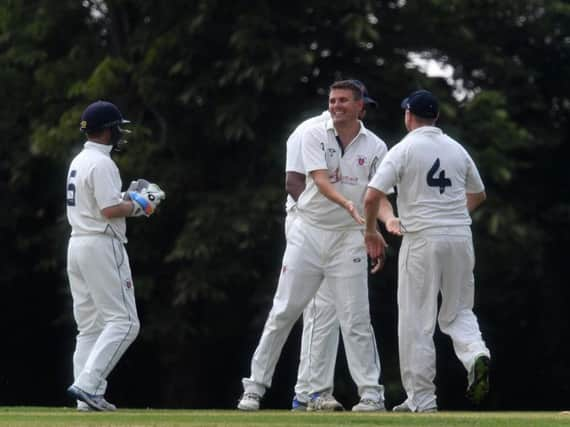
[243,218,383,402]
[67,234,140,395]
[286,212,339,402]
[398,226,490,411]
[294,280,339,402]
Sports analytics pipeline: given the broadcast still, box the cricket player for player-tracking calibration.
[285,109,342,411]
[239,80,389,412]
[364,89,491,412]
[65,101,165,411]
[286,81,380,411]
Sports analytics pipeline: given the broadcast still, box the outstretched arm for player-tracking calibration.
[377,195,395,223]
[311,169,364,224]
[376,194,402,236]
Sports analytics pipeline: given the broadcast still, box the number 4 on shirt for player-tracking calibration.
[427,158,451,194]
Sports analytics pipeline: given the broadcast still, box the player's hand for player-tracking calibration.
[344,200,364,225]
[386,217,403,236]
[365,230,387,273]
[123,179,151,201]
[129,183,166,217]
[370,257,384,274]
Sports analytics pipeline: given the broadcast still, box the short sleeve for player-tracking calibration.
[301,125,328,174]
[90,158,123,210]
[368,144,403,193]
[285,126,305,174]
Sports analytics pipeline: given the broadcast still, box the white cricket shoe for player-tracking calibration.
[77,398,117,412]
[352,398,385,412]
[307,392,344,411]
[68,385,117,411]
[237,392,261,411]
[392,399,437,413]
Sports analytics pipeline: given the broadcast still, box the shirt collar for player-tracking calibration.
[408,126,443,137]
[84,141,113,155]
[325,119,368,138]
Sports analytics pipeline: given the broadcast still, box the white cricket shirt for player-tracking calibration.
[66,141,127,242]
[285,111,331,213]
[298,119,388,230]
[368,126,484,232]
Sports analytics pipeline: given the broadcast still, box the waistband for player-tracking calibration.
[403,225,471,237]
[70,227,126,243]
[296,215,363,234]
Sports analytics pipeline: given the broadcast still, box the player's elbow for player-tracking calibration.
[100,207,115,219]
[467,191,486,212]
[472,191,486,205]
[101,201,133,219]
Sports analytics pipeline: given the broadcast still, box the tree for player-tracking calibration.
[0,0,568,409]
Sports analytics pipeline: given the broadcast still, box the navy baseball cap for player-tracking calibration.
[349,79,378,108]
[401,90,439,119]
[80,100,130,132]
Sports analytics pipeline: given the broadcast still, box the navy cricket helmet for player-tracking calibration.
[79,100,130,133]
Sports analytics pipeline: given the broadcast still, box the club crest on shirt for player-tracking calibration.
[328,148,337,158]
[358,155,366,166]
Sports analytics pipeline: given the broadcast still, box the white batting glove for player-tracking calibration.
[123,179,151,201]
[129,183,166,217]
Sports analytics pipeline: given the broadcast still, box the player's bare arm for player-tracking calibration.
[311,169,364,224]
[466,191,486,212]
[363,187,387,272]
[374,192,402,236]
[101,201,137,219]
[377,196,396,224]
[285,171,306,201]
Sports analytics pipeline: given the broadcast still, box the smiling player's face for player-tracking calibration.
[329,89,363,125]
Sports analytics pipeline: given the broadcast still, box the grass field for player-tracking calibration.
[0,408,569,427]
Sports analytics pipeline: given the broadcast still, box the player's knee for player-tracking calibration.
[269,303,303,328]
[127,319,140,342]
[110,318,140,343]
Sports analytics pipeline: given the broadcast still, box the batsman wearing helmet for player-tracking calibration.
[364,90,490,412]
[65,101,165,411]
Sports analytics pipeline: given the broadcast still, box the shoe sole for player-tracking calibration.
[467,356,490,404]
[237,403,259,411]
[67,386,105,411]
